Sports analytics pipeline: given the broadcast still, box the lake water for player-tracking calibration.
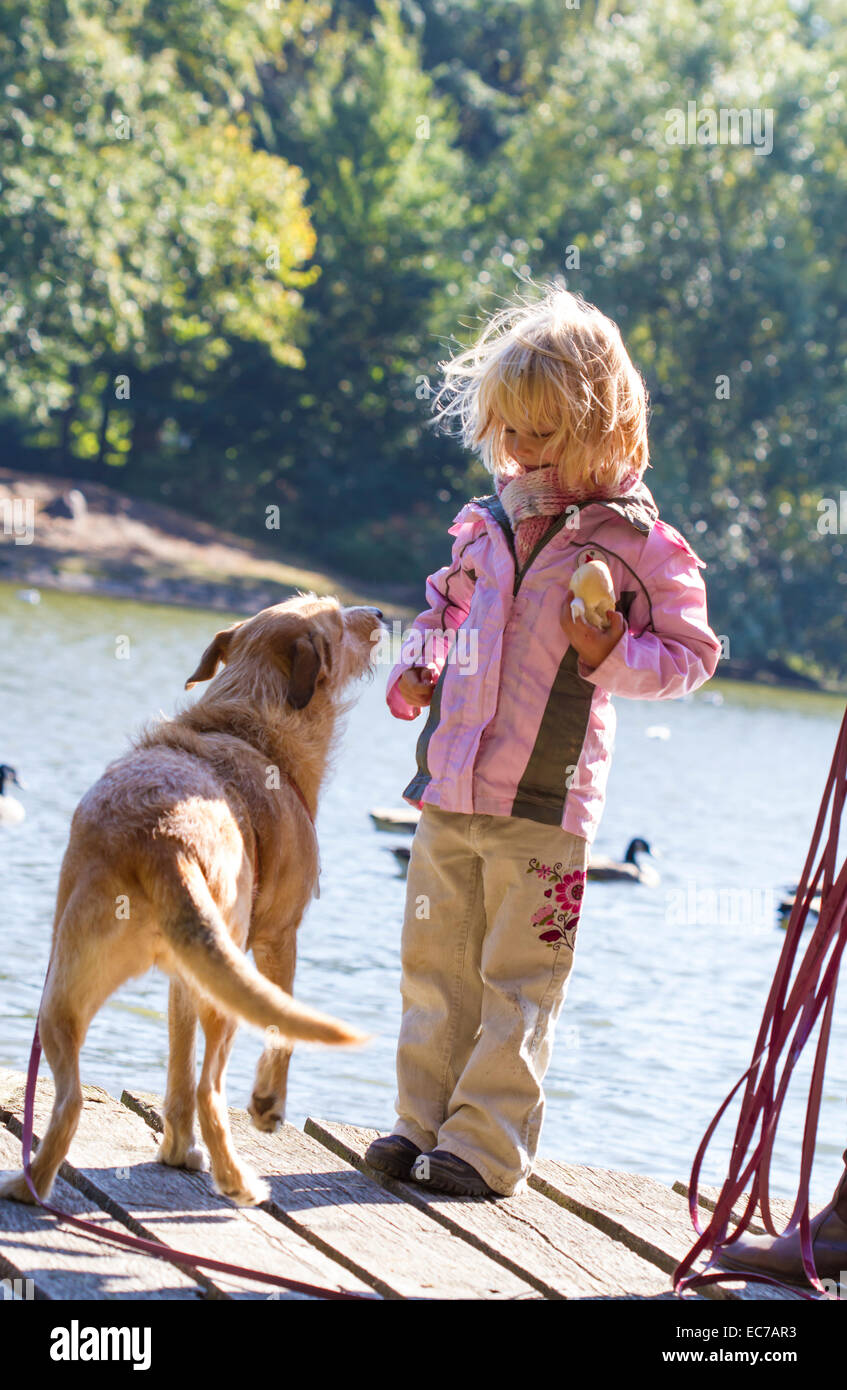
[1,581,846,1207]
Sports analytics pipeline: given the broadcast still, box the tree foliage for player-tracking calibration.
[1,0,317,477]
[2,0,845,679]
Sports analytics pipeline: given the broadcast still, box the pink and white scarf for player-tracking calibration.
[495,460,642,568]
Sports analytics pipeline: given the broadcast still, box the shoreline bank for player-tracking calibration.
[0,467,416,620]
[2,468,844,699]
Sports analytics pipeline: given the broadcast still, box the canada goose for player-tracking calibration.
[0,765,25,825]
[369,807,421,835]
[388,837,660,885]
[777,884,822,925]
[585,838,660,885]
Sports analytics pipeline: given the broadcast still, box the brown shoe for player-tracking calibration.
[718,1150,847,1286]
[364,1134,421,1179]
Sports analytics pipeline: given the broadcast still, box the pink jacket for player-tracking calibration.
[386,481,723,844]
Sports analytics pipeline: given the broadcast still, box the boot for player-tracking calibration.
[718,1149,847,1287]
[411,1149,504,1198]
[364,1134,421,1179]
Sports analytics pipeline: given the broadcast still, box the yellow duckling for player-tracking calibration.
[569,558,617,630]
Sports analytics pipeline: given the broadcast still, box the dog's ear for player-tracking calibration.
[285,632,323,709]
[185,624,241,690]
[311,629,333,678]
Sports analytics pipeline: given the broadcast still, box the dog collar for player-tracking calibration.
[249,773,318,905]
[285,772,315,825]
[285,772,321,899]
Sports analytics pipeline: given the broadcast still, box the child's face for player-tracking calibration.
[501,421,557,470]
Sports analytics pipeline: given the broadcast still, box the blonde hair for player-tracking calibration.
[429,282,651,491]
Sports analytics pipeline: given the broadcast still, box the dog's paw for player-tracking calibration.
[157,1139,209,1173]
[0,1172,39,1205]
[249,1094,284,1133]
[217,1169,269,1208]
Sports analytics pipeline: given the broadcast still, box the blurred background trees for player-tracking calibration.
[2,0,845,679]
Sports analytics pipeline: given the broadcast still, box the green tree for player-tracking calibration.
[249,0,472,578]
[458,0,847,680]
[0,0,317,483]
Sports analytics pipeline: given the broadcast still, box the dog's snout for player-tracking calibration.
[365,606,384,621]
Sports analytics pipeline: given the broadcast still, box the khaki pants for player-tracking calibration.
[393,803,590,1196]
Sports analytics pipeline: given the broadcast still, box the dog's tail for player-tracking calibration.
[158,856,367,1047]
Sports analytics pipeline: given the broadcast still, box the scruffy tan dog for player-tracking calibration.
[1,594,382,1207]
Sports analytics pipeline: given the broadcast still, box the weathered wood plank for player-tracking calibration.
[531,1159,804,1303]
[0,1069,374,1301]
[672,1179,794,1232]
[123,1090,540,1301]
[305,1119,691,1300]
[0,1126,203,1301]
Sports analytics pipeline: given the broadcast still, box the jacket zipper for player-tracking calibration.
[483,499,587,597]
[482,496,653,607]
[512,511,582,597]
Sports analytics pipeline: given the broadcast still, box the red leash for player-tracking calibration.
[673,704,847,1300]
[17,1024,374,1300]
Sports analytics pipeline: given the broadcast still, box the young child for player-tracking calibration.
[367,284,723,1198]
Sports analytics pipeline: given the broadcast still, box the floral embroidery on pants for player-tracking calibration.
[526,858,586,948]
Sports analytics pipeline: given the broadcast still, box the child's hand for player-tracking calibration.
[560,590,626,670]
[396,665,437,714]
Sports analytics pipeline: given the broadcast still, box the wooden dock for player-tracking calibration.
[0,1068,805,1301]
